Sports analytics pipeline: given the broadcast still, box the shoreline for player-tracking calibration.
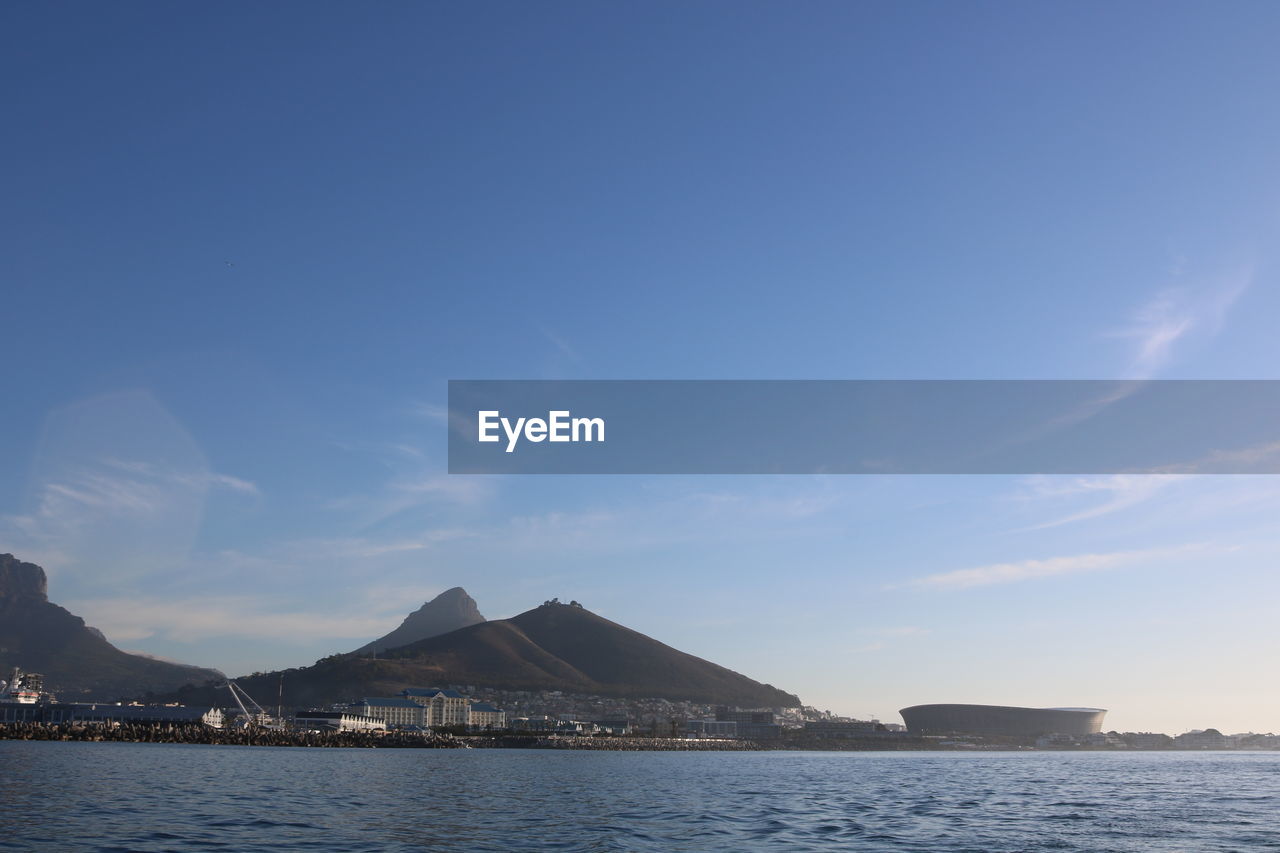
[0,721,758,751]
[5,722,1274,753]
[0,721,464,749]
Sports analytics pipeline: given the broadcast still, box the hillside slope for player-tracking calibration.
[156,601,800,710]
[0,554,223,700]
[389,602,800,707]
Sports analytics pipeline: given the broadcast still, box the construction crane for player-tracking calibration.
[222,681,280,730]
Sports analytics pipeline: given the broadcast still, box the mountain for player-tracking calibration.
[351,587,484,656]
[156,601,800,710]
[389,601,801,707]
[0,553,223,700]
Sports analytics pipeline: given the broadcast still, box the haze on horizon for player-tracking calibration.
[3,2,1280,736]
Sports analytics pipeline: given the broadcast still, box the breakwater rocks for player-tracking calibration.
[465,735,762,751]
[0,723,763,751]
[0,721,465,748]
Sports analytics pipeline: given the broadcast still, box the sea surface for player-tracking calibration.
[1,743,1278,851]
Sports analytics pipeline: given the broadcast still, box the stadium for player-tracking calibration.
[899,704,1107,737]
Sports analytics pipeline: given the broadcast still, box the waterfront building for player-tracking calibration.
[403,688,470,727]
[686,719,738,738]
[801,720,888,738]
[592,719,631,735]
[715,708,782,739]
[466,701,506,730]
[295,710,386,732]
[0,702,223,727]
[509,715,556,732]
[508,716,598,734]
[715,708,775,725]
[367,688,508,729]
[552,720,595,734]
[362,697,428,728]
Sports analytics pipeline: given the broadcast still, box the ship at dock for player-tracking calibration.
[0,664,224,728]
[1,667,52,704]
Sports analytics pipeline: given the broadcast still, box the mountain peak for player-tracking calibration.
[351,586,486,656]
[154,595,801,710]
[0,554,49,602]
[380,599,800,707]
[536,597,586,609]
[0,554,222,698]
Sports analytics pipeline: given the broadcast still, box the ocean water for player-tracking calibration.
[1,744,1278,851]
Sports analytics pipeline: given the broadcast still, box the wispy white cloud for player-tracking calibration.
[99,458,260,495]
[1123,293,1195,378]
[325,429,495,530]
[412,400,479,441]
[208,472,260,494]
[1140,439,1280,475]
[409,401,450,424]
[677,488,840,520]
[66,595,401,646]
[326,472,493,529]
[43,474,164,515]
[1,454,259,588]
[395,475,489,504]
[273,532,473,562]
[1012,266,1254,451]
[13,457,257,524]
[1111,268,1252,379]
[907,543,1211,590]
[1016,475,1184,529]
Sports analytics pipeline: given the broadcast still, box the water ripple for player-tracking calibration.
[3,744,1280,851]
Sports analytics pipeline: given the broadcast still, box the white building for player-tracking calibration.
[403,688,470,727]
[295,710,386,732]
[467,701,506,730]
[361,697,428,728]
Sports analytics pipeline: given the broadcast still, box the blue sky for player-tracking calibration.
[3,1,1279,734]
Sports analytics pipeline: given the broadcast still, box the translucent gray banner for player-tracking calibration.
[447,380,1280,474]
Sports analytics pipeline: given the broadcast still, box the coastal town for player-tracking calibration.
[4,557,1272,754]
[3,667,1276,752]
